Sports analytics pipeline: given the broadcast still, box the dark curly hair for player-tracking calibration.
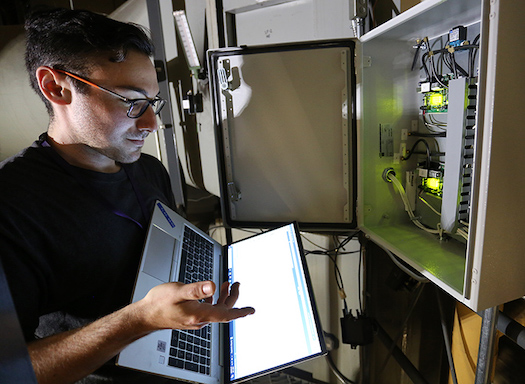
[24,7,155,115]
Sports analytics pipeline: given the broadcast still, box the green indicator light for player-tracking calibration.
[429,93,443,107]
[421,177,443,196]
[423,89,448,112]
[426,177,441,190]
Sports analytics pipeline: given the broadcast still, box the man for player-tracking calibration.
[0,7,254,384]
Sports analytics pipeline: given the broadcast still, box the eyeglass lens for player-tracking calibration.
[128,98,166,118]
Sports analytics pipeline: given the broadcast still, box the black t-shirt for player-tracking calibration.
[0,133,181,383]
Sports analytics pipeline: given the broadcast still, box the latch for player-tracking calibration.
[218,67,229,90]
[182,91,203,115]
[227,182,242,202]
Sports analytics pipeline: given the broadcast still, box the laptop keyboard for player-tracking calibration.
[169,327,212,374]
[179,226,214,285]
[168,225,214,375]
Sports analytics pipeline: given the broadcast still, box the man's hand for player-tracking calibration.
[137,281,255,331]
[28,281,254,384]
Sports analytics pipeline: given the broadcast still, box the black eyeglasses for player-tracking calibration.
[54,68,166,119]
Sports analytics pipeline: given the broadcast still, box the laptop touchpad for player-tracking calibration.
[142,225,177,282]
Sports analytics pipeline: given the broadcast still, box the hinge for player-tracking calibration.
[227,182,242,202]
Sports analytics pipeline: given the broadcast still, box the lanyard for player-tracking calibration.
[41,139,148,230]
[122,164,150,229]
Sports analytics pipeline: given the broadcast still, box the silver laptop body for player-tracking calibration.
[117,200,326,383]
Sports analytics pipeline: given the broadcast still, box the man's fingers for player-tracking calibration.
[224,282,241,308]
[216,281,229,305]
[232,306,256,319]
[205,306,256,323]
[142,281,254,330]
[216,281,242,307]
[174,281,255,323]
[186,304,255,328]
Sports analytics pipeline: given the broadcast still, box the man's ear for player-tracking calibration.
[35,66,72,106]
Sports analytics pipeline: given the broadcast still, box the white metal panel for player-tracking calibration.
[223,0,297,13]
[232,0,357,46]
[468,0,525,310]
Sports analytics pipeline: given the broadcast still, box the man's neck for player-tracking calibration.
[45,134,121,173]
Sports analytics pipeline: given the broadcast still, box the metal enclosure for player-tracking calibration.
[210,0,525,311]
[357,0,525,311]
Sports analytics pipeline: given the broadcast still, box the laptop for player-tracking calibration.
[116,200,326,383]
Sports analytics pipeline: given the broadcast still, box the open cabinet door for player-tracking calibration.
[208,41,357,231]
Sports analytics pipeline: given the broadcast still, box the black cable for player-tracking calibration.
[304,233,358,256]
[332,253,346,294]
[470,35,480,77]
[442,50,453,73]
[468,44,473,78]
[326,352,356,384]
[410,150,445,157]
[421,53,431,82]
[401,139,432,169]
[409,132,446,138]
[333,252,348,313]
[422,45,478,83]
[449,51,469,77]
[304,234,362,384]
[433,37,446,77]
[305,233,360,314]
[333,234,357,312]
[411,39,424,71]
[449,51,458,77]
[379,283,425,373]
[376,322,430,384]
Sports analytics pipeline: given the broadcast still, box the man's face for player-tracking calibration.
[69,50,160,165]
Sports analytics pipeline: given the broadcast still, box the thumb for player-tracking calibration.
[181,281,216,301]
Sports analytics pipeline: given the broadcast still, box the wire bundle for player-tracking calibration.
[385,170,442,236]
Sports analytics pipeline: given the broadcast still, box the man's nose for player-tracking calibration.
[136,104,159,133]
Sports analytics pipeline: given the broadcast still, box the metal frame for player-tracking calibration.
[146,0,186,210]
[474,307,498,384]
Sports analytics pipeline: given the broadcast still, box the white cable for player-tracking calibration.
[423,114,447,132]
[428,114,447,127]
[382,246,430,283]
[418,196,441,216]
[387,170,471,243]
[387,172,442,235]
[456,227,469,241]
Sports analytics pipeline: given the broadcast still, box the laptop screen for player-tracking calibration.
[226,223,325,382]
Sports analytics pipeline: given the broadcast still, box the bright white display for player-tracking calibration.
[227,224,322,381]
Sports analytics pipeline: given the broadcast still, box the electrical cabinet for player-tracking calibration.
[208,0,525,311]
